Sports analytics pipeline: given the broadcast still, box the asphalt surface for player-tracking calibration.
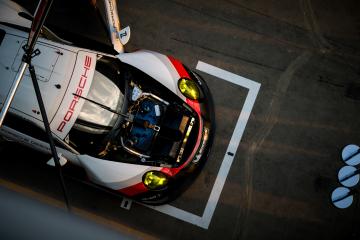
[1,0,360,239]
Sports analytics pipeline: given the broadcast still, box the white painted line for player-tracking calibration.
[196,61,261,90]
[143,61,261,229]
[146,204,203,227]
[198,61,261,228]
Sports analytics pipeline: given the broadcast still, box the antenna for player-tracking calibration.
[0,0,71,211]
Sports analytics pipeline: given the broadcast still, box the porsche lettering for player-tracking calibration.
[57,55,92,132]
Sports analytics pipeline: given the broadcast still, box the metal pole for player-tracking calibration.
[28,64,71,211]
[0,62,28,127]
[27,0,53,53]
[0,0,71,211]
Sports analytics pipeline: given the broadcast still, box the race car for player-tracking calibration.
[0,0,214,204]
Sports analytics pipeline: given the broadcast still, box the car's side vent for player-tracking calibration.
[18,12,33,21]
[0,29,5,46]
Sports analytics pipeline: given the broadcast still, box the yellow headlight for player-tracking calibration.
[178,78,200,100]
[143,171,168,190]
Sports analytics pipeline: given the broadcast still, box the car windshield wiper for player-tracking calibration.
[73,93,131,120]
[73,93,159,130]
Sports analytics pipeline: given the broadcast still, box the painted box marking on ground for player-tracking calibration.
[144,61,261,229]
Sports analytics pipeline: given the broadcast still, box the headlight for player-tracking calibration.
[143,171,168,190]
[178,78,200,100]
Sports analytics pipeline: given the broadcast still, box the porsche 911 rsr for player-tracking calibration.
[0,0,214,204]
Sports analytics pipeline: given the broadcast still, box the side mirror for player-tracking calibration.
[47,153,68,167]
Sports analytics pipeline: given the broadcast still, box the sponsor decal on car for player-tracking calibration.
[51,52,95,139]
[57,55,92,132]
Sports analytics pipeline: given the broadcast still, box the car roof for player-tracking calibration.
[0,25,77,131]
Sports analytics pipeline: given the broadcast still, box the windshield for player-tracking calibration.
[67,56,127,155]
[73,57,125,134]
[74,70,124,133]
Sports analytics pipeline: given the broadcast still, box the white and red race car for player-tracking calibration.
[0,0,214,204]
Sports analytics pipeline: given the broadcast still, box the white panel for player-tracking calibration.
[77,155,161,190]
[118,50,181,95]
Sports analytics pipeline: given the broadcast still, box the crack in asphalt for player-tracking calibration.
[168,0,312,51]
[167,0,360,62]
[232,50,312,239]
[171,37,285,72]
[224,0,309,33]
[300,0,333,52]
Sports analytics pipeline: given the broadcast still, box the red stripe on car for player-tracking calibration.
[118,182,148,196]
[167,56,201,114]
[186,99,201,114]
[168,56,190,78]
[163,56,204,176]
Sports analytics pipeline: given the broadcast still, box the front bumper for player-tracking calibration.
[135,70,215,205]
